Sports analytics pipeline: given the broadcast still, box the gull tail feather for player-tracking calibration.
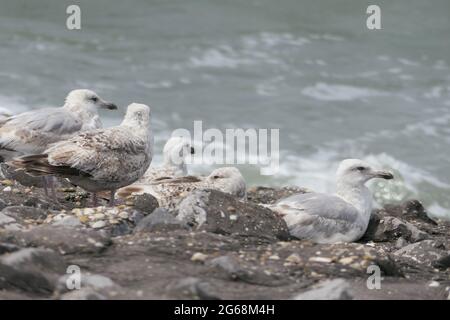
[117,184,155,199]
[8,154,87,178]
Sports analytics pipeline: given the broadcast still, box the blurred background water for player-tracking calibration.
[0,0,449,219]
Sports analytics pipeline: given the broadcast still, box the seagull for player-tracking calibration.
[0,89,117,198]
[267,159,394,244]
[117,166,247,208]
[139,136,195,182]
[9,103,153,207]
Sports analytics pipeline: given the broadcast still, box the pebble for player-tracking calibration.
[309,257,333,263]
[338,257,355,265]
[285,253,302,264]
[3,186,12,192]
[428,281,440,288]
[91,221,107,229]
[191,252,208,263]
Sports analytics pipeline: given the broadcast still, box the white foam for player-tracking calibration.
[301,82,382,101]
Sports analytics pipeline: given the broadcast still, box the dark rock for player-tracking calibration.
[110,221,132,237]
[207,255,283,286]
[0,225,112,255]
[363,215,428,243]
[393,240,448,267]
[293,279,353,300]
[379,200,437,225]
[0,262,54,295]
[132,194,159,215]
[0,199,7,211]
[134,208,187,233]
[247,186,308,205]
[432,255,450,270]
[373,256,404,277]
[1,206,48,222]
[0,247,66,275]
[168,277,221,300]
[176,190,290,242]
[0,242,21,254]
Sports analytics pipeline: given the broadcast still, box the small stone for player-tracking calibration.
[1,180,14,186]
[285,253,302,264]
[338,257,355,265]
[79,216,90,224]
[268,255,280,260]
[3,186,12,192]
[91,221,106,229]
[118,212,129,219]
[93,213,106,220]
[428,281,440,288]
[191,252,208,263]
[309,257,333,263]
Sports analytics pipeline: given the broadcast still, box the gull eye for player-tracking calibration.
[355,166,366,171]
[90,96,98,103]
[213,175,221,179]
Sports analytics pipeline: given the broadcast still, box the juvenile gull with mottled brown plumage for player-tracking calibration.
[9,103,153,206]
[117,166,247,208]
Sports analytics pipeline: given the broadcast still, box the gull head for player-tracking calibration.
[336,159,394,187]
[207,167,247,199]
[163,136,195,168]
[65,89,118,111]
[123,103,151,128]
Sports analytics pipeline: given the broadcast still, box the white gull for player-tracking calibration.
[268,159,394,243]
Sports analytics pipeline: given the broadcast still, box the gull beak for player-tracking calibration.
[100,101,118,110]
[374,170,394,180]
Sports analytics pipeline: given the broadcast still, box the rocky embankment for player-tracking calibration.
[0,180,449,300]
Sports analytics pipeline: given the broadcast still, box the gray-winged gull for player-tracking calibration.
[268,159,394,243]
[117,166,247,208]
[9,103,153,207]
[0,89,117,198]
[139,136,195,182]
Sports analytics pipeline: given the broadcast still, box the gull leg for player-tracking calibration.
[92,192,98,207]
[42,177,49,197]
[48,176,58,202]
[108,190,116,207]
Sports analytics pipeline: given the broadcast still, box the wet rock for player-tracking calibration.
[0,247,66,296]
[0,199,6,211]
[2,206,48,222]
[363,214,428,243]
[0,248,66,275]
[432,255,450,270]
[131,194,159,215]
[379,200,437,225]
[0,242,20,254]
[134,208,187,233]
[247,186,309,205]
[0,262,54,295]
[168,277,221,300]
[293,279,353,300]
[208,255,283,286]
[0,225,112,255]
[393,240,448,267]
[176,190,290,242]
